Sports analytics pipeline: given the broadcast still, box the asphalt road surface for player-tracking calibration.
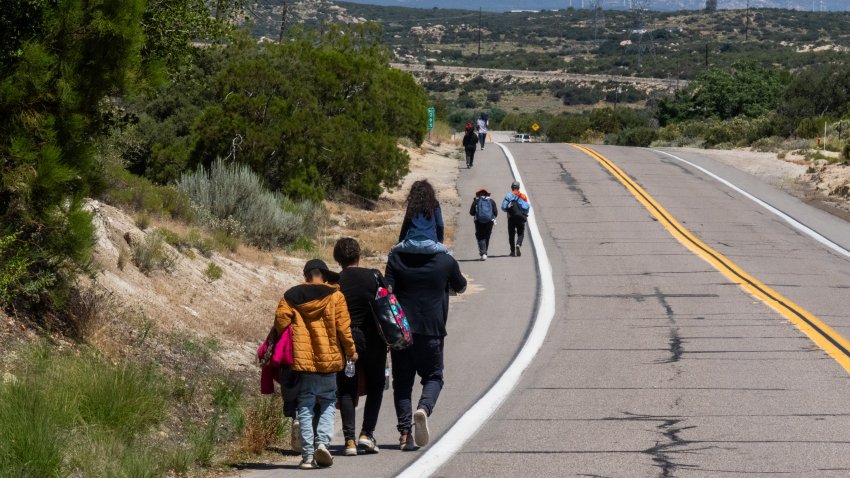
[240,143,850,477]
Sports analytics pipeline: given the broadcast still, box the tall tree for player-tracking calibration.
[705,0,718,12]
[189,24,428,200]
[0,0,145,310]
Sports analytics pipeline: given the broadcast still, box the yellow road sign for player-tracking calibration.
[531,123,540,132]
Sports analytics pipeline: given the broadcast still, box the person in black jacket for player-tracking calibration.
[462,122,478,169]
[333,238,387,456]
[385,249,467,451]
[469,188,498,260]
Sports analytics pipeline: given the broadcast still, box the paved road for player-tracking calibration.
[239,143,850,477]
[439,143,850,477]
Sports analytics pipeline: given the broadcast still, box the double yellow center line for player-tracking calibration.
[570,143,850,374]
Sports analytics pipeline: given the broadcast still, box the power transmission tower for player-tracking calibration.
[478,7,482,56]
[591,0,605,44]
[630,0,653,69]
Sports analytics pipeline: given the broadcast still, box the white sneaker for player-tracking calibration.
[290,419,302,453]
[481,254,487,261]
[315,443,333,467]
[413,409,430,447]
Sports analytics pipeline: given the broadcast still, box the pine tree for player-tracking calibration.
[0,0,145,311]
[705,0,718,12]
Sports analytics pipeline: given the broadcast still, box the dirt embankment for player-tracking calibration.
[89,140,461,369]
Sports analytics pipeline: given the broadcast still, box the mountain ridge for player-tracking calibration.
[339,0,849,12]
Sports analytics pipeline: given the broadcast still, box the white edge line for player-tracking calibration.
[651,149,850,261]
[396,143,557,478]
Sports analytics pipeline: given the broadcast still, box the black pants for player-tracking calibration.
[474,221,494,255]
[281,365,300,418]
[465,148,476,168]
[507,216,526,254]
[338,329,387,441]
[391,334,444,434]
[478,132,487,148]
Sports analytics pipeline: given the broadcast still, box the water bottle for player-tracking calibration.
[384,365,390,390]
[344,359,355,378]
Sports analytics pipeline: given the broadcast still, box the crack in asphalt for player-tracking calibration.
[568,293,718,300]
[610,413,711,478]
[558,162,591,205]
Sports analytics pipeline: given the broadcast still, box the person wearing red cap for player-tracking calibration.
[462,122,478,169]
[469,188,498,260]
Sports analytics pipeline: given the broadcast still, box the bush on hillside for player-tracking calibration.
[610,127,659,147]
[178,159,322,249]
[187,24,428,200]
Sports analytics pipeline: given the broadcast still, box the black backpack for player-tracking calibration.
[507,199,527,222]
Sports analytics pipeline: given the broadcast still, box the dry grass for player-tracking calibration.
[236,395,287,455]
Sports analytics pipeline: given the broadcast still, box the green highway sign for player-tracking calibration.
[427,107,435,130]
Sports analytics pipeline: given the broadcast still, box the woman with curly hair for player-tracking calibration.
[393,180,448,255]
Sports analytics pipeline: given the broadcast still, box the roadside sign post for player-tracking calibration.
[427,107,435,141]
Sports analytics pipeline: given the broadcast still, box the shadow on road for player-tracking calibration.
[457,254,514,262]
[231,463,298,471]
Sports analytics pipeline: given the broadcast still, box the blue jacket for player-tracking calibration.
[398,203,445,243]
[501,191,530,214]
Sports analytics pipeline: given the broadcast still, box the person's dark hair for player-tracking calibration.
[405,179,437,220]
[333,237,360,267]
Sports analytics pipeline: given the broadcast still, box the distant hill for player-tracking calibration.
[339,0,849,12]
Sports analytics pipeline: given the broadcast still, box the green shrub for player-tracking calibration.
[751,136,784,152]
[212,231,240,253]
[178,159,321,249]
[102,165,195,222]
[0,232,55,307]
[135,213,152,231]
[0,346,168,477]
[132,232,179,275]
[188,229,215,257]
[204,262,223,282]
[842,142,850,161]
[612,127,659,147]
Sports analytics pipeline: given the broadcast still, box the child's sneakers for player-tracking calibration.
[315,443,333,467]
[298,456,317,469]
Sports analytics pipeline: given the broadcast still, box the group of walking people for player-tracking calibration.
[469,181,531,260]
[264,180,466,470]
[261,124,532,469]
